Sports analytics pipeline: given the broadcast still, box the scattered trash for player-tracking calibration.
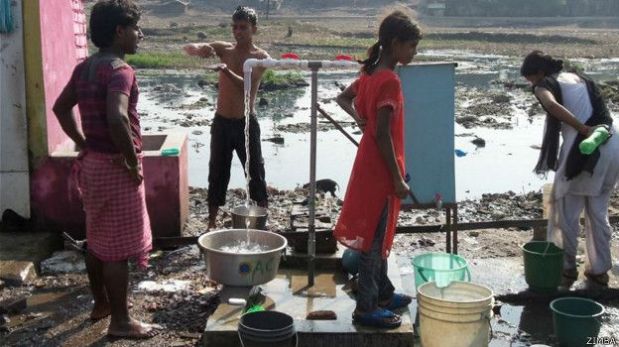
[455,149,467,157]
[41,251,86,274]
[136,279,191,293]
[472,136,486,147]
[264,136,284,144]
[228,298,246,305]
[418,238,436,247]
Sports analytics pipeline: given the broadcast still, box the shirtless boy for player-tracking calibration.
[184,6,270,228]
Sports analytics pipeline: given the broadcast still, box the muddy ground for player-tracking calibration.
[3,186,619,346]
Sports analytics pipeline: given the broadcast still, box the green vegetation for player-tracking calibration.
[262,70,304,85]
[126,52,201,69]
[261,70,308,91]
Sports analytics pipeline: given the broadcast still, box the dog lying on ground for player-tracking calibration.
[303,179,339,197]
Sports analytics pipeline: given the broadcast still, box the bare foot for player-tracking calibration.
[90,302,111,321]
[90,301,134,321]
[108,319,161,339]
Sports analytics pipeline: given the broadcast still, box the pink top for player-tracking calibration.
[334,70,405,258]
[69,56,142,153]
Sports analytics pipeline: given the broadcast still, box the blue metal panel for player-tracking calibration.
[398,63,456,204]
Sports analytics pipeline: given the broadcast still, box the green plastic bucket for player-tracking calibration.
[412,252,471,290]
[522,241,563,293]
[550,297,604,347]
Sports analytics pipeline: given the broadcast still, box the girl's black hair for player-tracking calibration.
[233,6,257,26]
[360,10,423,74]
[520,50,564,77]
[90,0,141,49]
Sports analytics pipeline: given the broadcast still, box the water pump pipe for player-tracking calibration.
[242,58,359,286]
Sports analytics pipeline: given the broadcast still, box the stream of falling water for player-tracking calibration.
[243,76,252,207]
[244,68,253,244]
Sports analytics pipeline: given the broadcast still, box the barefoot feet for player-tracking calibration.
[108,318,161,339]
[90,301,111,321]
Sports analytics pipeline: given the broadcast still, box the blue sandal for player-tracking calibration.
[380,293,413,311]
[353,308,402,329]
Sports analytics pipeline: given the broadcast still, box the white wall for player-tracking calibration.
[0,0,30,218]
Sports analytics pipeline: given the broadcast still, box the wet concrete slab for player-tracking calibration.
[467,247,619,301]
[204,244,619,347]
[397,250,619,346]
[203,256,417,347]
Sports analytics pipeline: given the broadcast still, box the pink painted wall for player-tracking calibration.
[39,0,88,154]
[31,136,189,238]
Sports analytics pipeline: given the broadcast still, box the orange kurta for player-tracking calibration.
[334,70,405,258]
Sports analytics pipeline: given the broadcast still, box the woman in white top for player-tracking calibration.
[521,50,619,288]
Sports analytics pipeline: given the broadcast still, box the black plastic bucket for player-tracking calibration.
[238,311,297,347]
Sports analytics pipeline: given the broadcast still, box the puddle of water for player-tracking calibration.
[493,303,556,346]
[137,53,619,199]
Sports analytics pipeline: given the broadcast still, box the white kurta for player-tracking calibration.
[547,72,619,275]
[552,73,619,199]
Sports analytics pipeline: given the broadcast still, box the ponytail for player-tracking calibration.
[520,50,564,77]
[360,41,382,74]
[359,10,422,75]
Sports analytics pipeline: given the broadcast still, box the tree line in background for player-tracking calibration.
[443,0,619,17]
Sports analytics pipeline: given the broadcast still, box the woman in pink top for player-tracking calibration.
[335,10,422,329]
[53,0,158,339]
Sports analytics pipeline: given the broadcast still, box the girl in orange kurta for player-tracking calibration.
[334,10,423,329]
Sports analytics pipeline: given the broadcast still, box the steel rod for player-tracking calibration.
[307,64,320,286]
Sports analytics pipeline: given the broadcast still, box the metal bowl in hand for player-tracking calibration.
[231,205,268,230]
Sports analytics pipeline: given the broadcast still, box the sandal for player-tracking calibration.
[379,293,413,311]
[353,308,402,329]
[584,272,609,287]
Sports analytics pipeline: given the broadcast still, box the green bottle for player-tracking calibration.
[242,286,264,314]
[161,148,180,156]
[245,305,265,314]
[579,127,610,155]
